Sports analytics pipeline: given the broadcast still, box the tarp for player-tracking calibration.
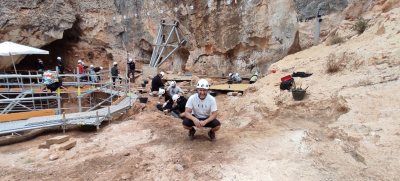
[0,41,49,56]
[0,41,49,73]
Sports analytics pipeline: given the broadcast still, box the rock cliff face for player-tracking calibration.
[9,0,393,75]
[0,0,119,70]
[294,0,348,21]
[0,0,298,75]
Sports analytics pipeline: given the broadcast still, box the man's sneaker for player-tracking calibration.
[208,130,216,141]
[188,127,196,140]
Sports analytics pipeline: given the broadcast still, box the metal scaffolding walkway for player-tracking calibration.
[0,64,137,135]
[0,94,137,134]
[0,92,137,135]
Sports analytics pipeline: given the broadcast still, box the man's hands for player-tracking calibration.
[192,118,202,128]
[185,108,211,128]
[194,118,210,127]
[199,120,208,127]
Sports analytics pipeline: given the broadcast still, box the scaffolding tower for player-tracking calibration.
[150,20,187,67]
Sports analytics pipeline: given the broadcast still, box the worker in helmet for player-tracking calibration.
[93,66,103,82]
[36,59,44,75]
[228,72,242,83]
[156,93,187,118]
[111,61,120,88]
[76,59,86,82]
[56,56,64,74]
[183,79,221,141]
[249,72,259,84]
[170,93,187,119]
[150,71,165,96]
[166,80,183,101]
[89,64,98,83]
[77,60,84,74]
[127,58,136,81]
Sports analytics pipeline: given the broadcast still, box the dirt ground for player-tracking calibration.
[0,92,333,181]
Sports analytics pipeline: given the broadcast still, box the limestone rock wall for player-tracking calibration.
[0,0,299,75]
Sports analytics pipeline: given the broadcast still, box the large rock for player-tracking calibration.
[294,0,348,21]
[0,0,299,76]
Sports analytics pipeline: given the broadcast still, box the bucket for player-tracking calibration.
[138,97,148,103]
[210,91,217,97]
[292,89,306,101]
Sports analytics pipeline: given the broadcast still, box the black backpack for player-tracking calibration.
[280,78,294,91]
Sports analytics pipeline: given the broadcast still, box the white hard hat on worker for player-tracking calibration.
[196,79,209,89]
[172,94,180,102]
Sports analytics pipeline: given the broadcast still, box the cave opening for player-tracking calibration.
[16,15,83,73]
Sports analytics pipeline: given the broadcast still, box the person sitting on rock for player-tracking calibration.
[183,79,221,141]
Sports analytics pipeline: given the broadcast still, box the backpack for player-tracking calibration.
[280,75,294,91]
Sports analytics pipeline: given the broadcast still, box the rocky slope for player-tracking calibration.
[220,3,400,179]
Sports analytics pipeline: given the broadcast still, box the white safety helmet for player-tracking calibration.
[78,59,82,63]
[158,88,165,95]
[196,79,210,89]
[170,81,176,87]
[100,66,103,70]
[228,73,233,77]
[90,64,94,68]
[235,73,239,76]
[57,57,61,60]
[113,61,118,65]
[172,94,180,102]
[128,58,133,62]
[160,71,165,77]
[254,71,259,76]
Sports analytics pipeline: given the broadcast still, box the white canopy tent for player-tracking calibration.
[0,41,49,74]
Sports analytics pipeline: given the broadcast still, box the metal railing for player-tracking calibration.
[0,67,132,115]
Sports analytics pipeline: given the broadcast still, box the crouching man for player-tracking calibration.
[183,79,221,141]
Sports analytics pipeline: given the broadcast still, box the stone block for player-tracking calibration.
[38,142,50,149]
[58,140,77,151]
[46,135,70,145]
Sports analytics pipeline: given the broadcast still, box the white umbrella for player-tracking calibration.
[0,41,49,74]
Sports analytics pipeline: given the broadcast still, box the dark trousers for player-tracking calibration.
[112,77,121,88]
[127,70,135,79]
[182,116,221,128]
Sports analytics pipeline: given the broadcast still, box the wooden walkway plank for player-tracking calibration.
[0,109,55,122]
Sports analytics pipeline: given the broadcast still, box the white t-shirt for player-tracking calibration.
[185,93,218,119]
